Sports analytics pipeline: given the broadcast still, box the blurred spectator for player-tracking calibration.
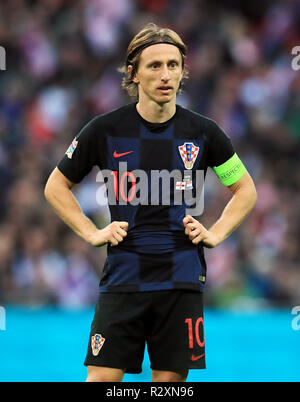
[0,0,299,308]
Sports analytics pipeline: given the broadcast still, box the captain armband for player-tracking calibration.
[213,153,247,186]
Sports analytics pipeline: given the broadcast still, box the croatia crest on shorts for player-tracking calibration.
[65,138,78,159]
[178,142,199,170]
[91,333,105,356]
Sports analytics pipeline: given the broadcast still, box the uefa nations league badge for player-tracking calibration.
[65,138,78,159]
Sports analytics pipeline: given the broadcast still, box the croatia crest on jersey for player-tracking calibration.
[178,142,199,170]
[91,333,105,356]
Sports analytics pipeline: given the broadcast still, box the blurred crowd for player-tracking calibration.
[0,0,299,308]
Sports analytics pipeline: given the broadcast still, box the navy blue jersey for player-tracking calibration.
[58,103,235,293]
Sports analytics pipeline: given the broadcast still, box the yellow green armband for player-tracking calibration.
[213,153,247,186]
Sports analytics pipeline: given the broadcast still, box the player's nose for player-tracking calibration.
[160,65,170,81]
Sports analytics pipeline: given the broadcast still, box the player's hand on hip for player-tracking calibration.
[183,215,220,248]
[90,221,129,247]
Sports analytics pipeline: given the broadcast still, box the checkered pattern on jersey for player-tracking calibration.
[99,108,206,293]
[57,103,234,293]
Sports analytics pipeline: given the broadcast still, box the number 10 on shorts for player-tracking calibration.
[185,317,205,349]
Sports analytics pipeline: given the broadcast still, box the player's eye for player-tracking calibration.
[169,61,178,68]
[151,63,160,69]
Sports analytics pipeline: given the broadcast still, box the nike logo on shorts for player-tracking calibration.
[191,353,205,361]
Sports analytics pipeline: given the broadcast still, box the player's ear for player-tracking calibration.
[178,64,186,91]
[180,64,185,80]
[128,65,139,84]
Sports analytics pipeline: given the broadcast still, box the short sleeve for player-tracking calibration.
[206,120,247,186]
[57,117,100,183]
[206,120,235,167]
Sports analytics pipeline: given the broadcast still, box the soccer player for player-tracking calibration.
[44,23,257,382]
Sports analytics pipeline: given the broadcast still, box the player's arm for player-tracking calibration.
[208,170,257,245]
[44,167,128,247]
[183,155,257,248]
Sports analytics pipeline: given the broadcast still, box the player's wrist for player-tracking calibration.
[86,229,106,247]
[203,230,223,248]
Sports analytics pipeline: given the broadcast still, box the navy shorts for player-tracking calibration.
[84,290,206,374]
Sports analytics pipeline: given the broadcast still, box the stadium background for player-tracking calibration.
[0,0,299,382]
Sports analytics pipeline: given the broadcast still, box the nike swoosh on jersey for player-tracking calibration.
[191,354,205,361]
[113,150,133,158]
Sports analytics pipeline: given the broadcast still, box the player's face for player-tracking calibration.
[132,43,184,105]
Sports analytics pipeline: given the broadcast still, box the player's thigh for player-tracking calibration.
[151,369,188,382]
[147,290,205,372]
[84,292,148,374]
[86,365,125,382]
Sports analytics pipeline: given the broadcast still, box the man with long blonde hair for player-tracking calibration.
[45,23,257,382]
